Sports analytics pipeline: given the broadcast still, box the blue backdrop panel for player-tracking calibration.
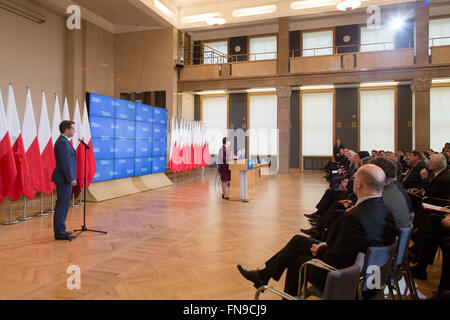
[152,140,166,157]
[115,99,136,120]
[136,122,153,140]
[115,138,135,159]
[92,159,114,182]
[90,116,115,139]
[136,103,153,123]
[152,124,166,141]
[92,137,115,160]
[89,93,116,118]
[113,158,135,179]
[135,139,153,158]
[153,107,168,125]
[115,119,136,139]
[135,157,153,176]
[152,156,166,173]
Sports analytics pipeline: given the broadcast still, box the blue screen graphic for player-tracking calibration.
[88,93,167,183]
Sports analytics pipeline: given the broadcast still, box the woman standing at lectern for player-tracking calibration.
[218,137,234,200]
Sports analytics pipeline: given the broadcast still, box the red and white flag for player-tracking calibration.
[6,85,30,201]
[202,123,210,167]
[51,94,61,147]
[81,100,96,187]
[0,88,17,204]
[38,91,55,195]
[22,88,43,199]
[73,100,85,187]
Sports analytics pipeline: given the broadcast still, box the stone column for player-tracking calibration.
[410,79,432,151]
[277,17,289,75]
[277,87,291,174]
[415,1,429,66]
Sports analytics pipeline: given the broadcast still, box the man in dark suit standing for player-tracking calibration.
[51,120,77,241]
[237,164,397,298]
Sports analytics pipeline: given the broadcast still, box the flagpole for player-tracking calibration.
[2,199,19,225]
[17,196,32,221]
[34,192,49,217]
[44,190,55,214]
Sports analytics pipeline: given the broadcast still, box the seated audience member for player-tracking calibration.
[377,150,385,157]
[410,214,450,281]
[401,150,428,190]
[385,151,403,180]
[398,150,408,170]
[371,150,378,157]
[328,150,366,189]
[237,165,397,299]
[333,138,344,162]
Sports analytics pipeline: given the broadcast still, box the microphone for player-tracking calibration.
[78,139,90,150]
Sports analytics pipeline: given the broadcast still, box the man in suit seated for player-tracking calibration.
[401,150,428,190]
[237,164,397,298]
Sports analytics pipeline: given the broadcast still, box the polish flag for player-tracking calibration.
[72,100,85,187]
[0,88,17,203]
[81,100,96,187]
[62,96,72,145]
[169,118,176,172]
[22,88,43,199]
[51,94,62,146]
[171,119,182,173]
[6,85,30,201]
[38,91,55,195]
[202,124,210,167]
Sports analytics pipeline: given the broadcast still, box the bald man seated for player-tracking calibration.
[237,164,397,299]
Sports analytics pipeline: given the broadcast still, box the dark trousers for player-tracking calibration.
[412,214,450,268]
[318,202,346,228]
[316,189,346,215]
[439,238,450,293]
[54,183,72,236]
[265,235,328,296]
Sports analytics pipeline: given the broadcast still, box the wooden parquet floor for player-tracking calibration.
[0,172,442,299]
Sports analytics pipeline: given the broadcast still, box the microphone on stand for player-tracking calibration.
[78,139,90,149]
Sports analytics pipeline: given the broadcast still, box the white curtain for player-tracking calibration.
[302,30,333,57]
[360,89,395,152]
[429,18,450,50]
[249,94,277,156]
[430,86,450,151]
[360,26,394,52]
[249,36,277,61]
[201,96,227,155]
[302,91,333,156]
[203,41,228,64]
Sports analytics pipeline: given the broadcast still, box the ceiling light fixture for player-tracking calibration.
[153,0,174,17]
[232,5,277,17]
[246,87,276,93]
[291,0,337,10]
[360,81,399,87]
[432,78,450,84]
[336,0,361,12]
[206,17,226,26]
[300,84,334,90]
[181,12,221,23]
[195,90,227,95]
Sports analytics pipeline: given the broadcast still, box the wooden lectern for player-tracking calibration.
[228,159,249,202]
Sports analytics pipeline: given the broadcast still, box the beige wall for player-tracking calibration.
[177,92,195,120]
[114,28,178,118]
[0,2,65,122]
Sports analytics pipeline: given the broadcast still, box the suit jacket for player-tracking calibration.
[401,161,428,190]
[421,169,450,200]
[316,197,397,270]
[51,135,77,185]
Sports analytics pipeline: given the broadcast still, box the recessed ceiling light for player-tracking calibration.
[291,0,337,10]
[181,12,221,23]
[152,0,174,17]
[336,0,361,12]
[232,5,277,18]
[206,17,226,26]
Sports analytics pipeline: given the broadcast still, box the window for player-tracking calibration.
[430,86,450,151]
[249,36,277,61]
[201,95,228,155]
[302,30,333,57]
[360,26,394,52]
[203,41,228,64]
[248,94,277,156]
[360,89,395,152]
[301,91,333,156]
[429,18,450,51]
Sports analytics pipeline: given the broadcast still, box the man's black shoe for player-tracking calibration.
[55,234,72,241]
[237,265,268,289]
[411,265,427,280]
[64,231,73,236]
[304,212,319,219]
[300,227,321,237]
[309,220,321,227]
